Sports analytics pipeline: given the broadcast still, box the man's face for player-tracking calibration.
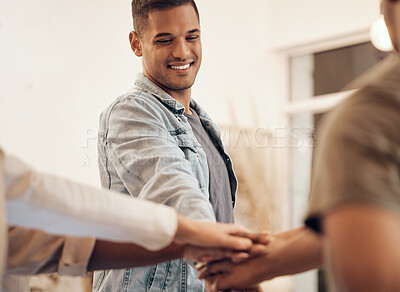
[382,0,400,52]
[134,4,202,95]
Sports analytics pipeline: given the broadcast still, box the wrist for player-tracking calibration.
[175,215,196,245]
[255,252,279,282]
[175,243,186,259]
[254,238,286,282]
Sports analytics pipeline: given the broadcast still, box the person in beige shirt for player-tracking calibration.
[197,1,400,291]
[1,147,267,291]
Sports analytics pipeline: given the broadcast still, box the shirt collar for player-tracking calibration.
[134,73,185,115]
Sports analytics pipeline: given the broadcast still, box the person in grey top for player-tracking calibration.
[95,0,237,291]
[184,107,234,223]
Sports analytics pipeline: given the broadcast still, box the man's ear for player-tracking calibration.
[129,31,142,57]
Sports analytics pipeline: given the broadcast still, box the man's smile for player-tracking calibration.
[168,62,193,71]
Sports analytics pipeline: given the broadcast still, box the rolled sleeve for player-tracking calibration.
[58,236,96,276]
[305,92,400,233]
[7,227,95,276]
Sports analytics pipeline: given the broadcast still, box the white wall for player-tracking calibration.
[0,0,140,185]
[0,0,382,184]
[2,5,141,292]
[195,0,278,128]
[266,0,381,49]
[0,0,274,186]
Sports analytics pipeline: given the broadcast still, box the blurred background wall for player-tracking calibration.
[0,0,382,291]
[0,0,380,184]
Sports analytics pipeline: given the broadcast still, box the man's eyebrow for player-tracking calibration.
[153,29,200,38]
[154,32,173,38]
[187,29,200,34]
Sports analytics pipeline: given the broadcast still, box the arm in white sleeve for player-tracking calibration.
[4,149,178,251]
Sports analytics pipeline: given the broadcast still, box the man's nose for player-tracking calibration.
[172,38,190,60]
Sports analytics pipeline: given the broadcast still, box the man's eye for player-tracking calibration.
[155,39,172,44]
[186,35,199,41]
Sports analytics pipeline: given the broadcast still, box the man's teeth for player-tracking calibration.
[170,64,190,70]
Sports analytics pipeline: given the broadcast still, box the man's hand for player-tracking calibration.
[174,215,268,251]
[198,255,271,291]
[183,246,235,263]
[183,233,271,264]
[191,232,272,291]
[196,227,322,291]
[174,215,272,264]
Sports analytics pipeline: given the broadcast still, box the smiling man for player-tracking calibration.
[95,0,238,291]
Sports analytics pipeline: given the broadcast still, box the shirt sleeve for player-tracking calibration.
[305,94,400,233]
[7,227,95,277]
[4,149,178,251]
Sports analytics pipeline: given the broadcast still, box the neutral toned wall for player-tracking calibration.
[0,0,381,184]
[0,0,274,186]
[266,0,381,49]
[0,0,138,185]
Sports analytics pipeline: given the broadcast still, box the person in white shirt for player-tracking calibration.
[1,147,267,290]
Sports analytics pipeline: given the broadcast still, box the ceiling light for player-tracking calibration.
[370,15,393,52]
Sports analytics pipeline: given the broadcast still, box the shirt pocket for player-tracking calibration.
[171,131,208,190]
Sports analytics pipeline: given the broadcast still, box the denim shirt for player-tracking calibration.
[94,73,237,292]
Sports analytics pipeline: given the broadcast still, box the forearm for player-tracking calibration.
[265,227,322,279]
[199,227,322,291]
[274,226,306,241]
[87,240,184,271]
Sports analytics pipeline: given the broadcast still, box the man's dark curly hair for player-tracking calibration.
[131,0,200,37]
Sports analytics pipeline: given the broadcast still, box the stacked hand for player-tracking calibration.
[173,215,277,291]
[190,226,323,291]
[203,232,274,291]
[175,216,271,291]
